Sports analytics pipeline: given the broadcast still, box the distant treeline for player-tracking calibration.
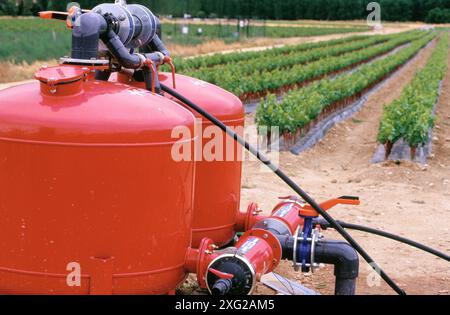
[2,0,450,23]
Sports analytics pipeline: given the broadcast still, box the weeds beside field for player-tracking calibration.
[0,17,369,64]
[163,22,369,45]
[0,19,71,63]
[0,60,56,83]
[0,17,371,83]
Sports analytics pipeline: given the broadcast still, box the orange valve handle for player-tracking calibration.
[39,10,70,21]
[300,196,360,218]
[39,9,91,21]
[208,268,234,280]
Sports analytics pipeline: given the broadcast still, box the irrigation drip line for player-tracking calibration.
[161,83,407,296]
[316,219,450,262]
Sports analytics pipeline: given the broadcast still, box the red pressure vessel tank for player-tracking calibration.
[112,72,245,248]
[0,66,196,294]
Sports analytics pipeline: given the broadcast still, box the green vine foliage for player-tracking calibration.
[185,35,390,77]
[378,33,448,149]
[178,31,424,99]
[174,35,371,71]
[179,31,426,97]
[256,32,436,134]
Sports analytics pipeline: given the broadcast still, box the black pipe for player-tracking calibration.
[334,278,358,296]
[139,17,166,55]
[276,235,296,261]
[156,20,162,39]
[101,29,143,69]
[314,240,359,295]
[100,32,167,73]
[314,218,450,262]
[211,279,233,296]
[276,235,359,295]
[72,13,107,60]
[95,69,112,81]
[147,35,170,57]
[143,52,165,93]
[160,83,406,295]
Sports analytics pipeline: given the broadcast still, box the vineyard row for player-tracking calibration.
[183,31,428,99]
[378,33,449,160]
[255,33,437,143]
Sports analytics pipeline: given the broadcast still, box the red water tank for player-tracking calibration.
[112,72,245,248]
[0,66,196,294]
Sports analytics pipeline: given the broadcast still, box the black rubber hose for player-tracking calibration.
[315,219,450,262]
[160,83,406,295]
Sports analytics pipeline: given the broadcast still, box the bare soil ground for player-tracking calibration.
[242,39,450,295]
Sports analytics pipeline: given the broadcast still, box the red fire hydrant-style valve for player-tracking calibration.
[185,238,218,289]
[194,199,303,295]
[206,229,283,295]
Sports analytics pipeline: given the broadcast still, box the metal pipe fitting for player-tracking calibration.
[277,234,359,295]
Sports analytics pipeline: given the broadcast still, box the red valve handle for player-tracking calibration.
[209,268,234,280]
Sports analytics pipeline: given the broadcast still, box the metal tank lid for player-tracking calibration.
[35,65,87,96]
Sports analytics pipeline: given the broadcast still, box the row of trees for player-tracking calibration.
[2,0,450,23]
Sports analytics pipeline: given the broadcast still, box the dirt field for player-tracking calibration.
[243,39,450,295]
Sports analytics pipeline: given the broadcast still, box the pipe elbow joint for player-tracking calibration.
[275,236,359,279]
[72,13,107,60]
[315,240,359,280]
[102,29,144,69]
